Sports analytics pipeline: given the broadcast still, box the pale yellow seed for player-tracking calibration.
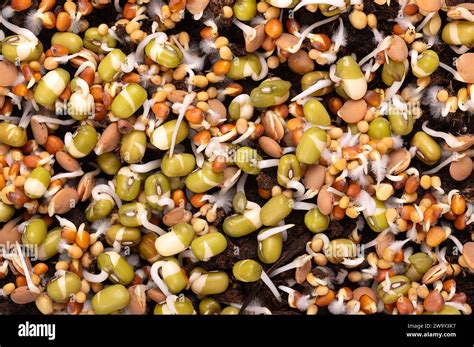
[339,196,350,209]
[328,127,343,139]
[437,89,449,103]
[264,6,280,20]
[307,304,318,315]
[74,291,87,304]
[206,72,222,84]
[419,198,432,209]
[98,24,109,36]
[346,206,359,218]
[267,56,280,69]
[311,237,324,253]
[90,241,104,257]
[357,120,369,133]
[314,253,327,266]
[222,6,233,18]
[2,282,15,295]
[153,90,167,103]
[377,259,392,269]
[347,160,359,171]
[196,101,209,112]
[163,18,176,29]
[403,192,418,203]
[412,40,428,53]
[381,137,394,148]
[376,183,394,201]
[125,21,140,34]
[35,294,54,315]
[349,10,368,30]
[367,13,377,29]
[359,134,370,144]
[192,75,209,88]
[257,1,270,13]
[173,65,187,81]
[315,285,329,296]
[420,175,431,189]
[31,273,41,286]
[334,158,347,171]
[431,176,441,188]
[150,75,162,86]
[55,261,69,271]
[197,91,209,101]
[328,165,340,176]
[207,87,217,99]
[44,57,59,70]
[385,208,398,223]
[215,36,229,49]
[178,32,190,48]
[130,30,145,43]
[348,271,362,282]
[162,83,176,94]
[81,279,90,294]
[219,46,233,61]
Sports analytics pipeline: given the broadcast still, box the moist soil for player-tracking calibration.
[0,0,472,315]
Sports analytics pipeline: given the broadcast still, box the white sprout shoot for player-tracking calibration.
[259,270,282,302]
[332,18,347,52]
[31,115,77,125]
[232,122,255,144]
[292,201,317,210]
[416,12,435,32]
[258,224,295,241]
[130,159,162,173]
[220,168,242,193]
[423,152,466,175]
[341,257,365,267]
[169,93,196,157]
[382,271,392,293]
[290,79,333,102]
[286,16,340,54]
[438,62,466,82]
[150,261,171,297]
[15,242,40,293]
[82,268,109,283]
[232,18,257,41]
[421,121,465,148]
[285,180,305,198]
[269,254,313,278]
[0,14,38,43]
[138,208,167,235]
[50,169,84,182]
[91,183,123,208]
[358,36,391,67]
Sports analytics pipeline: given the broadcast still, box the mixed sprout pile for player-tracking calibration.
[0,0,473,315]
